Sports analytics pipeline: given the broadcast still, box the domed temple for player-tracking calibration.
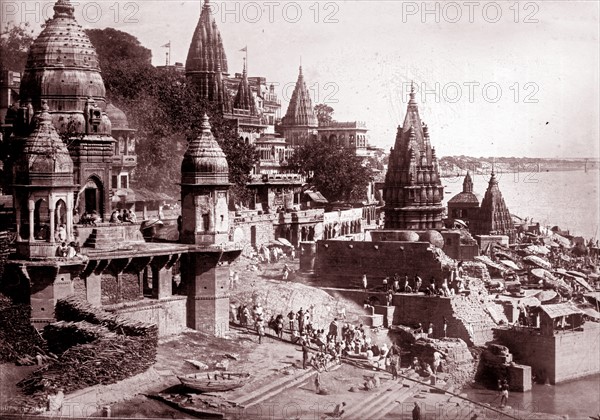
[0,0,242,336]
[11,0,115,221]
[383,85,444,229]
[447,172,480,226]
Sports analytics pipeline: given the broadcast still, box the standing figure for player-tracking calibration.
[256,319,265,344]
[287,310,296,333]
[314,371,322,393]
[386,342,401,380]
[499,379,509,407]
[362,273,368,290]
[412,402,421,420]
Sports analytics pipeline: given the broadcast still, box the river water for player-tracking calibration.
[442,169,600,240]
[463,374,600,419]
[442,169,600,417]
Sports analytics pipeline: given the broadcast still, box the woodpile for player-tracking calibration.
[42,321,116,354]
[18,295,158,406]
[0,296,47,363]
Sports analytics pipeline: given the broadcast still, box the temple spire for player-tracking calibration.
[281,65,317,127]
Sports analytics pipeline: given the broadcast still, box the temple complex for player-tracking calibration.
[383,85,444,230]
[0,0,242,338]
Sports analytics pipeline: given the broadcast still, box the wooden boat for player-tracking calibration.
[178,371,250,392]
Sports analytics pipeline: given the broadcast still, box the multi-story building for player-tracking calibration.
[317,121,370,156]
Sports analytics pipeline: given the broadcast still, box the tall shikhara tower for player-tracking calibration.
[383,86,444,229]
[471,169,516,242]
[185,0,230,111]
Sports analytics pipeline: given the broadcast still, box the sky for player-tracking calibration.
[5,0,599,158]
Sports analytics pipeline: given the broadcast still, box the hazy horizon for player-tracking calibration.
[5,0,599,159]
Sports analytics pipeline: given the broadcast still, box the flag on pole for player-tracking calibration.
[161,42,171,48]
[239,46,247,52]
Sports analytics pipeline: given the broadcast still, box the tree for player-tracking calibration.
[288,138,373,202]
[0,22,35,72]
[314,103,334,126]
[86,28,258,202]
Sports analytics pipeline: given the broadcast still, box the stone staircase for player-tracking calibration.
[218,364,342,409]
[345,372,422,419]
[83,228,121,249]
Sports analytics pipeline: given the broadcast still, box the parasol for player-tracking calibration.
[523,255,552,270]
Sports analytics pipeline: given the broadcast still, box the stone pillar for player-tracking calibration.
[85,273,102,307]
[137,271,144,299]
[28,199,35,241]
[15,204,22,241]
[152,266,173,300]
[66,197,73,242]
[185,252,230,336]
[48,199,56,243]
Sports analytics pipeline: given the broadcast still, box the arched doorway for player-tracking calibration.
[79,176,104,218]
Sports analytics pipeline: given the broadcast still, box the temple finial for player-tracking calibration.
[201,113,211,131]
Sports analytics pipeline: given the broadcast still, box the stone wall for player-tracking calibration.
[493,327,556,383]
[231,213,276,256]
[495,323,600,384]
[493,325,600,384]
[553,323,600,382]
[104,296,187,337]
[319,288,498,347]
[315,240,445,288]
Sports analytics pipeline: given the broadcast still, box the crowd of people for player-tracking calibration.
[109,208,136,224]
[362,267,468,300]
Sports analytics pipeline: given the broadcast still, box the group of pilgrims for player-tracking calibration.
[232,303,446,382]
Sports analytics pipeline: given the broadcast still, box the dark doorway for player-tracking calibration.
[85,188,97,214]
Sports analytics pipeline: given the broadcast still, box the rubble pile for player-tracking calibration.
[0,296,47,363]
[17,296,158,404]
[411,337,476,387]
[462,262,492,283]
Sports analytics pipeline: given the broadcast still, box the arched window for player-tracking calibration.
[55,199,67,230]
[34,199,50,241]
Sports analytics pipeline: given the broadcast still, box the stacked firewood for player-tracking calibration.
[18,335,155,395]
[0,296,47,363]
[55,295,156,337]
[42,321,116,354]
[18,295,158,403]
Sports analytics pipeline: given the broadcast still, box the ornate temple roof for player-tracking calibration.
[448,172,479,204]
[233,64,257,115]
[281,66,318,128]
[13,101,74,187]
[181,114,229,186]
[18,0,110,136]
[185,0,228,76]
[472,170,516,240]
[383,83,444,229]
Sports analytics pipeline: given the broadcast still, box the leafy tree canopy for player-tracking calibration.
[314,103,334,126]
[288,138,373,202]
[0,22,35,72]
[86,28,258,203]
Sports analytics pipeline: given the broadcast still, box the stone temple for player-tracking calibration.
[383,85,444,230]
[1,0,242,337]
